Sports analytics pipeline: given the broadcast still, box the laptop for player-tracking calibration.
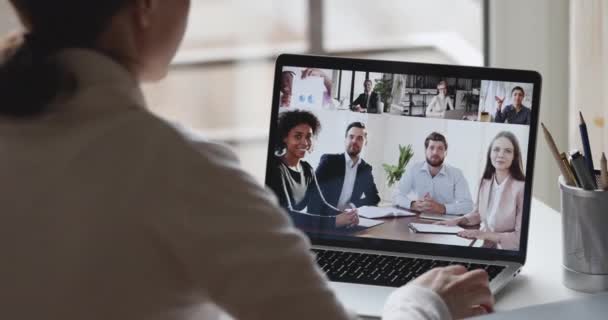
[265,54,541,317]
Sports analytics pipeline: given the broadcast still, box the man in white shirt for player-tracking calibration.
[393,132,473,215]
[311,122,381,214]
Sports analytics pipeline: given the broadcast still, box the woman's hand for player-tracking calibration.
[457,229,482,239]
[335,210,359,228]
[457,230,500,243]
[410,265,494,318]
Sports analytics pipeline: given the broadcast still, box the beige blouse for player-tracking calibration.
[0,49,449,320]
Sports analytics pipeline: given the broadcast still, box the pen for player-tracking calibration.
[560,152,579,187]
[570,150,597,190]
[601,152,608,191]
[542,123,576,186]
[579,112,595,174]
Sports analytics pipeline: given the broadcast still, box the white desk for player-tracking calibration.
[360,199,590,319]
[493,198,589,310]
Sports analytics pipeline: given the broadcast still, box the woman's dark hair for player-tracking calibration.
[276,109,321,153]
[0,0,130,117]
[481,131,526,182]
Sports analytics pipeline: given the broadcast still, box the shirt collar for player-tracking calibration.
[493,174,510,188]
[344,152,361,168]
[421,162,447,176]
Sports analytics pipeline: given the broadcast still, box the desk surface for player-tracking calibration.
[493,199,589,311]
[355,215,475,247]
[300,213,475,247]
[359,199,591,319]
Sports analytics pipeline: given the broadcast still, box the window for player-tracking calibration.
[151,0,486,181]
[0,1,486,182]
[175,0,309,65]
[323,0,484,65]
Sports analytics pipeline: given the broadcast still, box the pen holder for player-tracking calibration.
[559,177,608,293]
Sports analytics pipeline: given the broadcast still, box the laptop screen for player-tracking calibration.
[266,56,540,259]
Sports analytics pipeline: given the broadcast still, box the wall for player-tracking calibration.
[489,0,570,210]
[0,3,18,33]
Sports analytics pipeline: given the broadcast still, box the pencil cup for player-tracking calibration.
[560,177,608,293]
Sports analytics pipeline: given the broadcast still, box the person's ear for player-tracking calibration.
[131,0,159,29]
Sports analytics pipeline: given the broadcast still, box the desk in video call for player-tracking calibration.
[304,214,476,247]
[355,216,476,247]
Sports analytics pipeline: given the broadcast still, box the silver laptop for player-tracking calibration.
[265,54,541,317]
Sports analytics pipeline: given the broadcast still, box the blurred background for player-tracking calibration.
[1,0,596,213]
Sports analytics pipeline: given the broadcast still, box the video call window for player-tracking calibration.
[271,66,534,252]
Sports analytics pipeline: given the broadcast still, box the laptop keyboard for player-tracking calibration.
[312,249,506,288]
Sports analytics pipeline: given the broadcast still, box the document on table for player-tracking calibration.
[357,217,384,228]
[357,206,416,219]
[408,223,464,234]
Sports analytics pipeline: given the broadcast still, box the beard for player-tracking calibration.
[426,156,444,167]
[347,145,361,157]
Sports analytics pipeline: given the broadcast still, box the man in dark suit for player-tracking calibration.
[309,122,380,215]
[351,79,380,113]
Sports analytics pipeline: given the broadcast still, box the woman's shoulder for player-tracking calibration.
[168,120,240,164]
[509,178,526,192]
[298,159,310,168]
[479,178,493,189]
[107,110,242,172]
[269,156,284,171]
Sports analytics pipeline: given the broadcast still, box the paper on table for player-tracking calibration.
[357,217,384,228]
[408,223,463,234]
[357,206,416,219]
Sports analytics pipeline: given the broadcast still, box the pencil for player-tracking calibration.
[579,112,595,174]
[541,123,576,186]
[601,152,608,191]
